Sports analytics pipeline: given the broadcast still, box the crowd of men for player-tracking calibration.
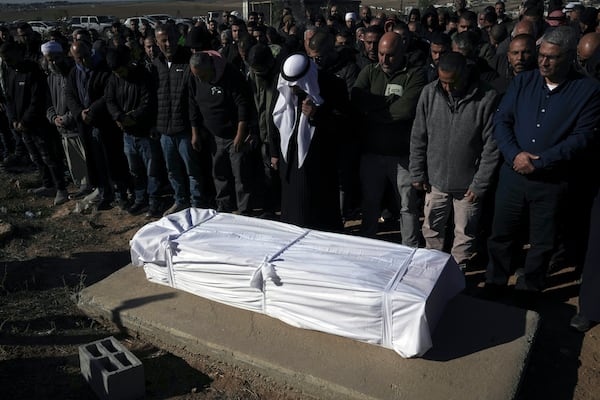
[1,0,599,331]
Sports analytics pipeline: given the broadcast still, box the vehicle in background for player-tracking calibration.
[69,15,113,33]
[122,16,159,29]
[28,20,58,35]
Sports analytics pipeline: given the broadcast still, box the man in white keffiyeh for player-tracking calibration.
[269,53,348,232]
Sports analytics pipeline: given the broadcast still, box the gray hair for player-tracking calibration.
[221,29,232,41]
[541,26,578,54]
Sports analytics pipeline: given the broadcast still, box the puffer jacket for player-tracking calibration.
[151,46,192,136]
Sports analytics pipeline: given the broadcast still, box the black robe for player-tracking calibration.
[272,71,349,232]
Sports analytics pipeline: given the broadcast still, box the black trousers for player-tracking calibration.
[486,164,567,290]
[579,181,600,321]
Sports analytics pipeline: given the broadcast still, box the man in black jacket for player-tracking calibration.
[105,45,166,218]
[189,50,253,214]
[65,40,131,210]
[152,23,212,216]
[0,41,68,205]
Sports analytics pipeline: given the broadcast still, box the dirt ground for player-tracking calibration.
[1,163,599,399]
[0,0,599,397]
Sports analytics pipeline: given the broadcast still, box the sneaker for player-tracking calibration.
[128,202,148,216]
[54,189,69,206]
[163,202,188,217]
[29,186,56,197]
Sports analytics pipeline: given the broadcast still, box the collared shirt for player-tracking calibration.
[493,69,600,171]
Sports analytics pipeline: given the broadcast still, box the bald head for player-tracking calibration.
[578,32,600,65]
[379,32,402,53]
[378,32,405,74]
[512,20,536,38]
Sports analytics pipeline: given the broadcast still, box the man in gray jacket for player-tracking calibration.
[43,41,91,200]
[409,52,499,269]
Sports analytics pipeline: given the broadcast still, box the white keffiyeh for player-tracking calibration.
[272,54,323,168]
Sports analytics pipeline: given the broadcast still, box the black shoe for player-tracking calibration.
[570,313,594,333]
[117,198,133,211]
[95,199,113,211]
[128,202,148,216]
[258,211,278,220]
[69,186,92,200]
[145,205,163,219]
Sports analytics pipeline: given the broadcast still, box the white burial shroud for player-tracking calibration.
[130,208,465,358]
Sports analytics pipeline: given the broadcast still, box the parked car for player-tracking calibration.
[122,16,158,29]
[28,20,57,35]
[69,15,112,33]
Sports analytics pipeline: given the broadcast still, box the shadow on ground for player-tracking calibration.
[0,251,130,292]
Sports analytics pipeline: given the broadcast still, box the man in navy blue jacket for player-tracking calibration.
[486,26,600,292]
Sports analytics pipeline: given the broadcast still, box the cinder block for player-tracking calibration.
[79,336,144,400]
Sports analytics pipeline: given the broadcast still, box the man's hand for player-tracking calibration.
[81,108,91,124]
[54,116,64,127]
[149,127,160,140]
[191,127,202,152]
[270,156,279,171]
[121,115,136,128]
[513,151,539,175]
[464,189,478,203]
[233,121,248,152]
[301,98,317,119]
[412,181,430,192]
[13,121,25,133]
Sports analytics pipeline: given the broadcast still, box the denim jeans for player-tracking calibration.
[160,132,208,207]
[124,134,163,206]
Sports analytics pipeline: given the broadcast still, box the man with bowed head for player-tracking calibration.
[486,26,600,294]
[410,52,499,270]
[270,53,347,231]
[351,31,427,245]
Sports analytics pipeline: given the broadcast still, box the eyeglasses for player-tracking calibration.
[537,52,563,62]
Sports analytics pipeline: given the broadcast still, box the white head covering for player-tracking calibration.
[272,53,323,168]
[41,41,63,55]
[345,12,357,21]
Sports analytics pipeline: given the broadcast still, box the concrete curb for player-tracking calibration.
[78,264,540,400]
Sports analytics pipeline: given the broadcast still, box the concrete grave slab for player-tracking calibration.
[78,264,539,400]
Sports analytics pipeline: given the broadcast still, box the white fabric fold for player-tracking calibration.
[130,208,465,358]
[272,60,323,168]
